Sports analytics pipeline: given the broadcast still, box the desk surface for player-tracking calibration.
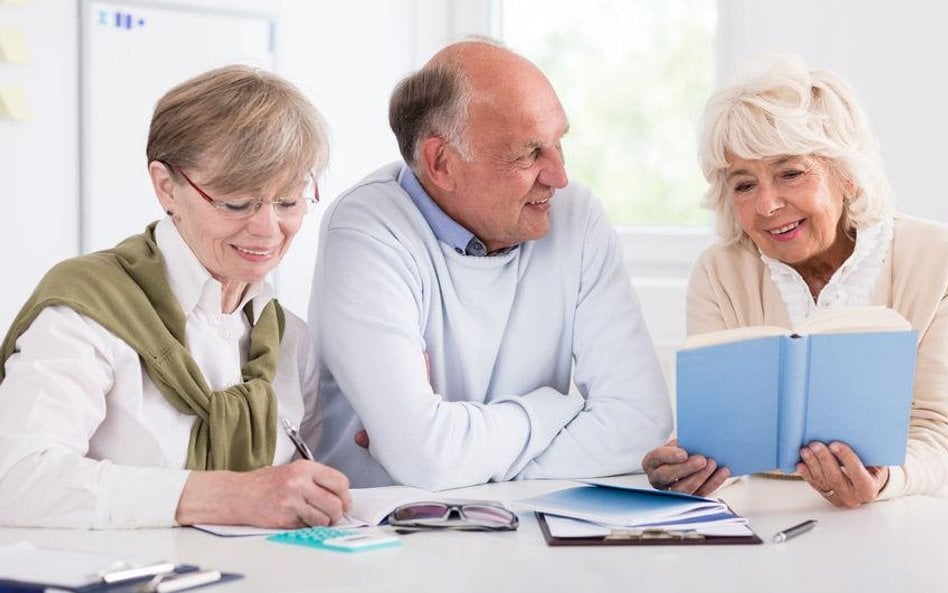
[2,475,946,593]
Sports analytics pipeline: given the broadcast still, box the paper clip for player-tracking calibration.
[605,528,705,541]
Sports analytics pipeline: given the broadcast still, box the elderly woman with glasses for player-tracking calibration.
[642,54,948,508]
[0,65,351,528]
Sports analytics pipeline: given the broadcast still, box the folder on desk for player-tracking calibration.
[536,512,762,546]
[0,542,242,592]
[517,482,762,546]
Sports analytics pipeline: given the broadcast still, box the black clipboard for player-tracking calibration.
[536,512,763,546]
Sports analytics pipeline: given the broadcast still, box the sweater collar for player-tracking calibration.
[397,165,517,256]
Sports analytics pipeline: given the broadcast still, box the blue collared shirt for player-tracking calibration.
[398,166,515,256]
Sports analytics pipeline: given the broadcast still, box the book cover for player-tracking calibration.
[676,307,917,475]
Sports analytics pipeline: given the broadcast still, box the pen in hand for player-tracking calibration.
[281,417,356,525]
[281,417,315,461]
[772,519,817,543]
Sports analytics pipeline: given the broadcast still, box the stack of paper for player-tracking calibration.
[515,481,754,538]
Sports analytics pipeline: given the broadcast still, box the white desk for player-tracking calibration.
[2,475,946,593]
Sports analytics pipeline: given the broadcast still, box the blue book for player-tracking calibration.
[676,307,917,475]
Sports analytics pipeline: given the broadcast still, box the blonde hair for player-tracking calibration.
[698,53,894,244]
[146,64,329,194]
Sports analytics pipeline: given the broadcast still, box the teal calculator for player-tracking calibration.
[268,526,402,553]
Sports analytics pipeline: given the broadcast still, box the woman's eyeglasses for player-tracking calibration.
[387,502,519,532]
[163,161,318,220]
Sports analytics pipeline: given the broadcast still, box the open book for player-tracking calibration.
[676,307,917,476]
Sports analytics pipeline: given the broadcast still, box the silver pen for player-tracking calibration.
[281,417,315,461]
[139,569,222,593]
[281,417,357,525]
[99,562,176,584]
[772,519,817,543]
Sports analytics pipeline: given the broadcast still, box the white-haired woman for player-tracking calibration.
[642,54,948,508]
[0,66,350,528]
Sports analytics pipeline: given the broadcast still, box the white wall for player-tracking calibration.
[0,0,80,336]
[0,0,465,334]
[718,0,948,225]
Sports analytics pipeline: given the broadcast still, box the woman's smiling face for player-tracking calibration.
[727,155,849,268]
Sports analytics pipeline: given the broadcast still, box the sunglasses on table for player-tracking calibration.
[386,501,519,533]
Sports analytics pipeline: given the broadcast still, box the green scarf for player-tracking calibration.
[0,222,283,471]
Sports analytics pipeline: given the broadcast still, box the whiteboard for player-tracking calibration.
[80,0,276,253]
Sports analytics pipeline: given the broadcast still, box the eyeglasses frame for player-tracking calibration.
[160,161,319,217]
[387,501,519,532]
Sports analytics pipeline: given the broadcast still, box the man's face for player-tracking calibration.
[439,80,570,253]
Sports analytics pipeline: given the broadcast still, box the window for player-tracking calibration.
[500,0,716,228]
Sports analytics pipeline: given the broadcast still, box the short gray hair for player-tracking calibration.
[698,53,894,244]
[147,64,329,194]
[389,64,472,172]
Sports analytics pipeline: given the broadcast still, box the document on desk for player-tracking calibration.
[542,514,755,538]
[515,483,732,527]
[515,482,761,545]
[194,485,458,536]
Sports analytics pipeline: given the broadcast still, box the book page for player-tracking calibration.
[345,486,440,526]
[682,325,790,349]
[682,307,912,349]
[794,306,912,335]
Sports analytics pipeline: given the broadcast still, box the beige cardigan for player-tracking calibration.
[687,216,948,499]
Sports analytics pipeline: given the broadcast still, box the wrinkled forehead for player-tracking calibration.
[468,82,568,144]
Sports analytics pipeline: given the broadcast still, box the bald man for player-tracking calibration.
[309,39,672,489]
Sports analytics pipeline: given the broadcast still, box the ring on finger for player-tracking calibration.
[821,488,836,497]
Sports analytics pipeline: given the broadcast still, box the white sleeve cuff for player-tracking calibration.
[497,387,584,474]
[96,463,191,528]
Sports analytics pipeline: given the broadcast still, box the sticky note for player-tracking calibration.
[0,27,30,64]
[0,86,32,122]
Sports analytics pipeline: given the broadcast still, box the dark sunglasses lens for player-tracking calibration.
[461,505,515,525]
[392,503,449,522]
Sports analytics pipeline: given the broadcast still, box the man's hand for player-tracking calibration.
[175,459,352,528]
[641,438,731,497]
[796,441,888,509]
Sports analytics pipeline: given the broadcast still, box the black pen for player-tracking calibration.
[772,519,817,543]
[281,417,315,461]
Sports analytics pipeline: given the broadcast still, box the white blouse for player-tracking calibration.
[762,217,895,326]
[0,217,318,528]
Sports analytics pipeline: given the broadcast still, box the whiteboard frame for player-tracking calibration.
[78,0,277,253]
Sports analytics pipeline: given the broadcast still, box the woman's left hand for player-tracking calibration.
[796,441,889,508]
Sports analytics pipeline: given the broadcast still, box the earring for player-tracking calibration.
[166,210,174,216]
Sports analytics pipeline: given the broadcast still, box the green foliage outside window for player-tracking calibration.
[503,0,716,226]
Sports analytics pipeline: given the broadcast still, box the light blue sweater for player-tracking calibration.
[310,163,671,489]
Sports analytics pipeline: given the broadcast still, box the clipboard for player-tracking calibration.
[0,561,242,593]
[536,512,763,546]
